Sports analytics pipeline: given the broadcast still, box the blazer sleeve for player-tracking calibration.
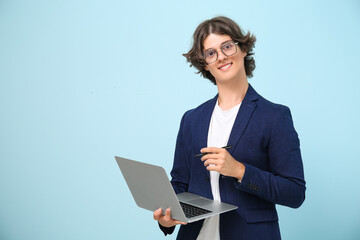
[235,106,306,208]
[169,111,191,194]
[158,112,190,236]
[159,222,175,236]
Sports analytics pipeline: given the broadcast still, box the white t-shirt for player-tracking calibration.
[196,100,241,240]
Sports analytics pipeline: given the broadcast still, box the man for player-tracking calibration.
[154,16,306,240]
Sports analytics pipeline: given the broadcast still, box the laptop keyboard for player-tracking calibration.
[180,202,212,218]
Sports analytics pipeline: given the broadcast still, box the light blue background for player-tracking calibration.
[1,0,359,239]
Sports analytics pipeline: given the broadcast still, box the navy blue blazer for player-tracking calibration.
[160,84,306,240]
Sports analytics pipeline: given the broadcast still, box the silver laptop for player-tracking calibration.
[115,156,238,223]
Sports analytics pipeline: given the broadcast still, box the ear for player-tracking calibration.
[240,46,248,57]
[205,65,209,71]
[242,50,247,57]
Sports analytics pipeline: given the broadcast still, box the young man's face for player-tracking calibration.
[203,34,247,84]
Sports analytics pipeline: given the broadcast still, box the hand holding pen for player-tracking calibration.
[194,145,245,181]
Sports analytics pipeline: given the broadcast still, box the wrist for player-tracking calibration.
[235,162,245,181]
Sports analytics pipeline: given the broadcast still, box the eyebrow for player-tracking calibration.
[203,40,233,52]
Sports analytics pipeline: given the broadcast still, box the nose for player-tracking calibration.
[217,49,227,61]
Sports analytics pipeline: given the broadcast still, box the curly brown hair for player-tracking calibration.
[183,16,256,85]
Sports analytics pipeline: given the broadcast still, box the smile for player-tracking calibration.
[218,63,232,71]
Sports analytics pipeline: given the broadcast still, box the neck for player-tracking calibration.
[216,76,249,111]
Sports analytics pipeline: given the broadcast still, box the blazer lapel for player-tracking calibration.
[227,84,258,155]
[198,95,217,179]
[198,95,218,149]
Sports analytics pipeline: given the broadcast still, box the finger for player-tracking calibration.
[204,159,217,167]
[201,153,218,161]
[201,147,221,153]
[165,208,171,216]
[174,220,187,225]
[206,165,220,172]
[153,208,162,220]
[164,208,171,221]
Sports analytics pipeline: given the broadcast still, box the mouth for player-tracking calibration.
[218,62,232,71]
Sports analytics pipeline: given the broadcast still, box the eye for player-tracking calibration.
[205,50,216,58]
[222,42,234,52]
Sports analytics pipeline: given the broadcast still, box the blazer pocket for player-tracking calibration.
[245,209,279,223]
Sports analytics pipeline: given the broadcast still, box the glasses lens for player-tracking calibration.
[204,49,217,63]
[222,42,237,56]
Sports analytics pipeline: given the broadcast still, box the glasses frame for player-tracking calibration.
[203,41,239,64]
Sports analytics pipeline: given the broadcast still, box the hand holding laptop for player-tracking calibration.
[153,208,187,227]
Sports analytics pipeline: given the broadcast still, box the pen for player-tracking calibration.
[193,145,232,157]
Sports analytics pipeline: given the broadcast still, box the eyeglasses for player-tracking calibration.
[203,41,239,64]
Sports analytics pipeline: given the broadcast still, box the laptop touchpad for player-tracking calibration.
[188,198,215,207]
